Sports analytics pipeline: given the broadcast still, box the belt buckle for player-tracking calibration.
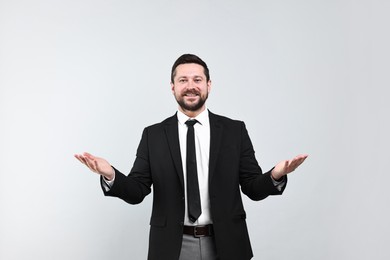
[193,226,206,238]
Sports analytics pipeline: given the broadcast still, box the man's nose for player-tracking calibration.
[187,79,196,89]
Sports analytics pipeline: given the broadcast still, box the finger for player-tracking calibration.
[289,159,300,168]
[295,154,308,161]
[75,155,88,166]
[84,157,97,172]
[290,159,302,169]
[80,153,96,168]
[283,160,289,170]
[74,154,82,162]
[287,158,301,172]
[89,159,98,172]
[288,156,307,171]
[84,152,95,160]
[94,159,101,173]
[294,156,307,166]
[280,160,289,173]
[286,160,297,173]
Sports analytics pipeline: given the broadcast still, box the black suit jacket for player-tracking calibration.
[102,111,286,260]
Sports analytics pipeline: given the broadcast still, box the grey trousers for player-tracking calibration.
[178,234,219,260]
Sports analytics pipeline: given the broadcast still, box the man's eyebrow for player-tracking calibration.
[176,75,204,79]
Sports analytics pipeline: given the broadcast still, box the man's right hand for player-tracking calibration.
[74,152,115,181]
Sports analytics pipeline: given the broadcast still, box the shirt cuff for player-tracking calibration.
[102,175,115,192]
[270,175,286,191]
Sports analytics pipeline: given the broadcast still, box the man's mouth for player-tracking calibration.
[184,93,199,97]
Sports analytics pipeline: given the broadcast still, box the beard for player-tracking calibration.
[175,91,208,112]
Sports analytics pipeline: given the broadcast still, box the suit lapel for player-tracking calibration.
[209,111,223,182]
[164,114,185,189]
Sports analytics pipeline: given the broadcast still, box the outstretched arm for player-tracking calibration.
[74,128,153,204]
[74,152,115,181]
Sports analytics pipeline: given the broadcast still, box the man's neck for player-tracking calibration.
[178,106,206,118]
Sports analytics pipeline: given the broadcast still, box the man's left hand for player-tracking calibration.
[271,154,308,180]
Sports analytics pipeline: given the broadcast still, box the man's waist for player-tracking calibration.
[183,224,214,237]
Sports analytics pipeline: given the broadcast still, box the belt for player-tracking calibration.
[183,224,214,237]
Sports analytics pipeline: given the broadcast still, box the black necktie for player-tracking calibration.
[185,119,202,223]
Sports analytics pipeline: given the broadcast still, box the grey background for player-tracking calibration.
[1,0,389,259]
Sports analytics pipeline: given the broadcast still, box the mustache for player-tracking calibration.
[183,90,200,95]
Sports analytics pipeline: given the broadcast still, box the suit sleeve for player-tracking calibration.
[239,122,287,201]
[101,128,152,204]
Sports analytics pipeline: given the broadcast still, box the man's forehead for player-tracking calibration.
[175,63,206,77]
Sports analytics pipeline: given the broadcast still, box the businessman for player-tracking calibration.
[75,54,308,260]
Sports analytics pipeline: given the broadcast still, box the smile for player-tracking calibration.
[184,93,199,97]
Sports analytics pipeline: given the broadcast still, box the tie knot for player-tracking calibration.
[185,119,198,127]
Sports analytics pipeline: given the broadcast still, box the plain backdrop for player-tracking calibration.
[0,0,389,259]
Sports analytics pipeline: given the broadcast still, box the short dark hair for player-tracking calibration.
[171,54,210,83]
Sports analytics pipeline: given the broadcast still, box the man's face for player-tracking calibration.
[171,63,211,115]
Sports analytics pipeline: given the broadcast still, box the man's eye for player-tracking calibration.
[179,79,187,83]
[194,79,202,82]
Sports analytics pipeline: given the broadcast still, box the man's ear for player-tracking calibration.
[207,80,212,93]
[171,82,175,94]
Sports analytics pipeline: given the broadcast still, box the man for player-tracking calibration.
[75,54,308,260]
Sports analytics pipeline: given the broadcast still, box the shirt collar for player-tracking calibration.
[177,108,209,126]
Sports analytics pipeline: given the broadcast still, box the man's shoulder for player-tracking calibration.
[145,113,177,130]
[209,111,245,126]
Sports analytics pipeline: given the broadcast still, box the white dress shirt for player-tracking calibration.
[177,109,211,226]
